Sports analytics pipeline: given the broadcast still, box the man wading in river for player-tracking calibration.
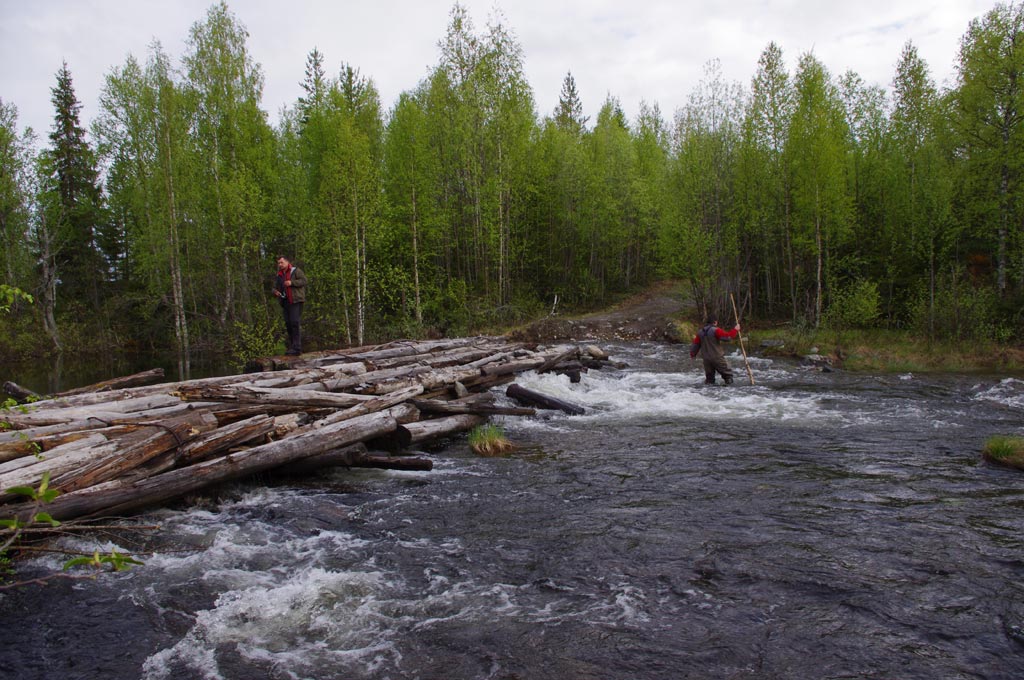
[690,315,741,385]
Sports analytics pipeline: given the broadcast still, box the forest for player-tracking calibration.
[2,1,1023,371]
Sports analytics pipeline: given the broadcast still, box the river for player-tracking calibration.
[2,342,1023,679]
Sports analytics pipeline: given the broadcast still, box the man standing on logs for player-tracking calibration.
[274,255,307,356]
[690,314,740,385]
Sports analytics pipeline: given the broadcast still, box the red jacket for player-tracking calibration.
[690,325,738,359]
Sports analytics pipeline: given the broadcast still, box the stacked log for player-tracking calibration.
[0,337,612,522]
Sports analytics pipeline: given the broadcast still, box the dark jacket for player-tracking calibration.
[276,266,307,304]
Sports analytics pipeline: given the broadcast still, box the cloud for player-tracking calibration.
[0,0,997,141]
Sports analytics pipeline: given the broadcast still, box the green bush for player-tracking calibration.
[908,272,1003,341]
[824,279,880,329]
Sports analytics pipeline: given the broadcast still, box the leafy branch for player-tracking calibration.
[0,472,147,588]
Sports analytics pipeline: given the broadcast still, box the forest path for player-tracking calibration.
[511,280,692,343]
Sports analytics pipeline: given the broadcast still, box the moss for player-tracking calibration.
[983,436,1024,470]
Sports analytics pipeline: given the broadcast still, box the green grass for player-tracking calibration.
[983,435,1024,470]
[468,424,514,457]
[746,327,1024,374]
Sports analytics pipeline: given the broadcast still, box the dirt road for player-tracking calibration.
[511,281,692,344]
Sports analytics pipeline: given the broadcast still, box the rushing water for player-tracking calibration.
[2,343,1024,679]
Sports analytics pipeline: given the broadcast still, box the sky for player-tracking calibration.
[0,0,997,142]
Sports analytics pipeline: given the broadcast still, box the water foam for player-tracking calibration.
[503,367,874,428]
[971,377,1024,410]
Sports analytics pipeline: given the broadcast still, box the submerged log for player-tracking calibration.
[506,383,585,415]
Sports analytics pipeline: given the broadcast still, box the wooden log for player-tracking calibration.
[176,414,277,465]
[275,443,369,475]
[506,383,585,415]
[9,409,403,522]
[292,385,425,436]
[3,381,41,402]
[410,398,536,417]
[0,401,220,433]
[0,434,111,493]
[536,346,580,374]
[277,442,431,474]
[174,384,374,408]
[0,423,139,463]
[481,358,545,376]
[402,414,486,445]
[51,368,166,398]
[49,411,220,494]
[1,393,189,428]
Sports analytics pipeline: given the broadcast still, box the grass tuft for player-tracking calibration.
[983,435,1024,470]
[468,424,514,457]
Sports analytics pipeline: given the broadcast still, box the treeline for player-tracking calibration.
[2,1,1023,366]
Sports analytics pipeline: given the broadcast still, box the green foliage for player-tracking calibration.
[908,271,1003,341]
[63,549,144,572]
[229,312,280,369]
[0,284,32,313]
[1,471,146,586]
[824,279,880,329]
[4,2,1024,360]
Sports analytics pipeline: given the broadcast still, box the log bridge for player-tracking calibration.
[0,337,610,524]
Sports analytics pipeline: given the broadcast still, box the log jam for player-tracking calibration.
[1,337,613,522]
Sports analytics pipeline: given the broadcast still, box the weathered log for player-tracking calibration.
[0,423,139,463]
[0,393,195,428]
[410,398,536,417]
[51,368,166,398]
[176,414,277,465]
[175,384,374,408]
[3,381,41,402]
[292,385,425,436]
[402,414,486,445]
[9,409,403,522]
[0,434,110,492]
[537,347,580,374]
[0,411,218,499]
[506,383,585,415]
[481,358,546,377]
[50,411,220,494]
[277,442,432,474]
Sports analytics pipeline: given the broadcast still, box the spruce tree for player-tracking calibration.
[44,61,107,313]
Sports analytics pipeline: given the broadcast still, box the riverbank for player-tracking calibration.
[510,280,1024,375]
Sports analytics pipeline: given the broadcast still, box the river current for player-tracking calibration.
[2,342,1023,679]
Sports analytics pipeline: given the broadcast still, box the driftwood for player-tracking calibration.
[506,383,586,415]
[0,336,611,523]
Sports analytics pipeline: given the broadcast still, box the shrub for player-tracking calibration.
[824,279,880,329]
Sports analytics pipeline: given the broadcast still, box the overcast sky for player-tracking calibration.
[0,0,996,142]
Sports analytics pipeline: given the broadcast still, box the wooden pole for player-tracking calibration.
[730,293,755,386]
